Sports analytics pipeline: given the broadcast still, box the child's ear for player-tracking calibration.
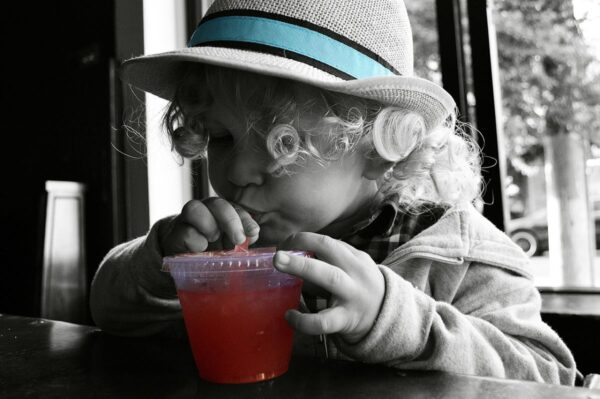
[363,157,394,180]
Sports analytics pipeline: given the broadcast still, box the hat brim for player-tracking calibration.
[120,46,456,130]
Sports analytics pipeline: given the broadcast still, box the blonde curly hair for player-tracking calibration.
[164,64,482,210]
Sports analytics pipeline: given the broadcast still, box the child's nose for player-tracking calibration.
[226,148,268,187]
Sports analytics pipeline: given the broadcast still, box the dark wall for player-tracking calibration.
[542,313,600,377]
[1,1,116,320]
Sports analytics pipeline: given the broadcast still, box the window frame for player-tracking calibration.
[436,0,509,231]
[113,0,150,242]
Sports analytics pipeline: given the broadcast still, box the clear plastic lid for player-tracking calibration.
[164,247,312,291]
[162,247,310,273]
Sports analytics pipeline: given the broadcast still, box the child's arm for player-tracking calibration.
[336,264,577,385]
[275,233,577,385]
[90,216,183,336]
[90,198,259,336]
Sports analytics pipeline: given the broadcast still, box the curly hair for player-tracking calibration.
[163,64,482,210]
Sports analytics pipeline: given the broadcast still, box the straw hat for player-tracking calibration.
[121,0,456,130]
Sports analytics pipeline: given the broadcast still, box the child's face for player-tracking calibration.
[203,99,379,246]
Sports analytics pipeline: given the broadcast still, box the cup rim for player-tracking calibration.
[162,248,311,273]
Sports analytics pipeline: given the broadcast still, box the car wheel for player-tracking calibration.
[511,230,538,257]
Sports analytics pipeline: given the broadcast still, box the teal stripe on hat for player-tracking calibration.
[188,16,396,79]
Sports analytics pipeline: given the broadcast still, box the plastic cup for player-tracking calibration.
[163,247,308,384]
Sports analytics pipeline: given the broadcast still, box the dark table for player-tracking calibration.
[1,314,597,399]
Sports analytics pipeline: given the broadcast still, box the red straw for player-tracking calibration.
[233,237,249,253]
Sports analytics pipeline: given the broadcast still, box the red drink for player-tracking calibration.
[163,248,309,384]
[178,279,302,383]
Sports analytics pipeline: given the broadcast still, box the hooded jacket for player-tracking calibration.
[90,203,577,385]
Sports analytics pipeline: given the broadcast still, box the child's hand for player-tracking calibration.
[274,232,385,344]
[159,198,260,256]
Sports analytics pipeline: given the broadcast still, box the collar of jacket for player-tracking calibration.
[383,202,532,279]
[346,194,447,239]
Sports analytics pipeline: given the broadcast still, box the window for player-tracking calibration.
[420,0,600,288]
[490,0,600,287]
[405,0,443,86]
[144,0,193,226]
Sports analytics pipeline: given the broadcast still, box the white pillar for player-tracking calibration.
[143,0,192,225]
[544,133,594,286]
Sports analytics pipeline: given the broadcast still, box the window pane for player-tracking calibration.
[405,0,442,86]
[492,0,600,287]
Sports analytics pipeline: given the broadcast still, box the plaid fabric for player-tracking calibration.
[341,198,449,263]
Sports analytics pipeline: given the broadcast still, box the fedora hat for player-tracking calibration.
[121,0,456,130]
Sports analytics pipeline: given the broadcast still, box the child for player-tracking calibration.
[90,0,577,385]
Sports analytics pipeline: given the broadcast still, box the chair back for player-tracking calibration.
[41,180,88,323]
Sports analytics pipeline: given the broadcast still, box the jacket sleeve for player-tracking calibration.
[334,263,577,385]
[89,216,184,337]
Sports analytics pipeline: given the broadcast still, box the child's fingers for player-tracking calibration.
[285,307,350,335]
[278,232,357,274]
[273,250,353,300]
[331,239,375,271]
[179,200,220,242]
[233,206,260,244]
[334,239,369,259]
[203,197,247,245]
[181,226,209,253]
[162,223,209,255]
[178,198,259,249]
